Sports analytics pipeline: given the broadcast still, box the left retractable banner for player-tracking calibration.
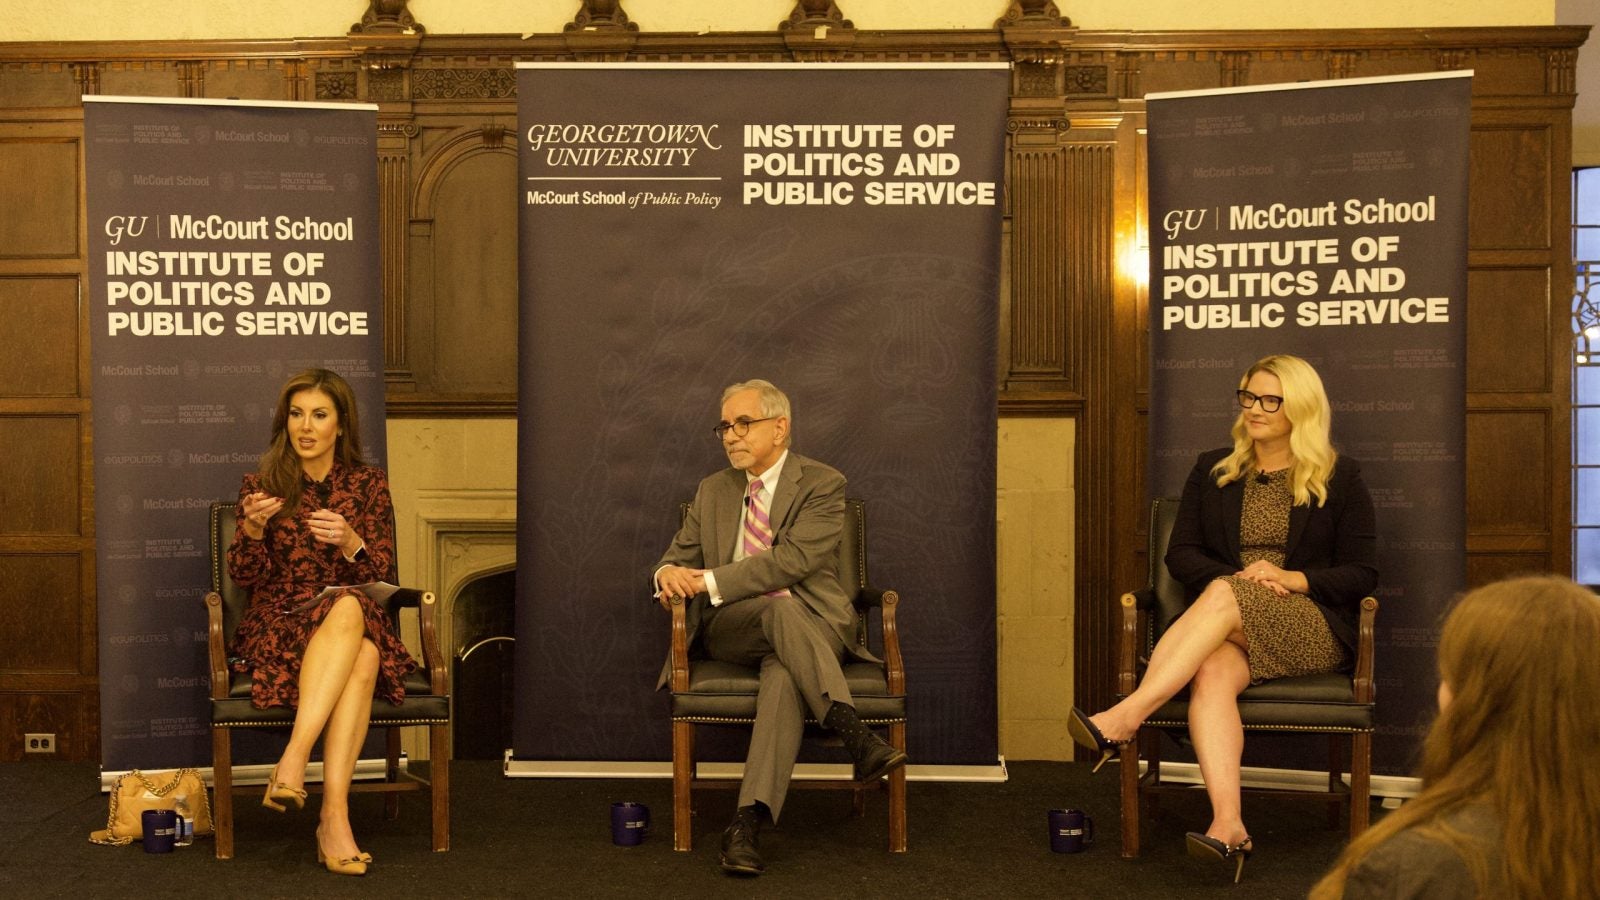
[85,97,385,770]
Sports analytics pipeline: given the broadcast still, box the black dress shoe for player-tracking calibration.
[851,733,908,783]
[719,815,765,876]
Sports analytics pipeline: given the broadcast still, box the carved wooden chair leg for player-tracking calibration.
[430,721,451,851]
[888,720,907,852]
[672,720,695,851]
[211,727,235,859]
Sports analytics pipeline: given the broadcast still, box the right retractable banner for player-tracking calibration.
[1147,72,1472,774]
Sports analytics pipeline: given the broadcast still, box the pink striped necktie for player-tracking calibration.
[743,478,791,597]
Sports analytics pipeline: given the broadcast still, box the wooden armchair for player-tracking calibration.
[203,501,451,858]
[1116,497,1378,857]
[663,497,908,852]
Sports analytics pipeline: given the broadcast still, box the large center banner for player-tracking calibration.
[1147,73,1471,773]
[86,97,384,771]
[514,63,1007,766]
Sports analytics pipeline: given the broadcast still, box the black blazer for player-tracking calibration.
[1164,447,1379,656]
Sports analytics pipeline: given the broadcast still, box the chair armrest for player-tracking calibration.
[203,591,229,701]
[856,587,890,608]
[386,587,429,609]
[665,595,691,692]
[1117,591,1140,695]
[879,590,905,695]
[414,590,449,696]
[1128,586,1159,610]
[1352,596,1379,704]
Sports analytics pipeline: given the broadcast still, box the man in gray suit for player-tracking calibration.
[654,379,906,876]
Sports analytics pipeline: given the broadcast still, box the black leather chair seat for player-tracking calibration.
[671,660,905,723]
[1134,671,1373,731]
[211,670,449,726]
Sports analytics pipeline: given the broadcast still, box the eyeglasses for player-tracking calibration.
[1237,390,1284,413]
[712,416,775,440]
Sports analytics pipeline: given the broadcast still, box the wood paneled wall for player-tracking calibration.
[0,0,1584,760]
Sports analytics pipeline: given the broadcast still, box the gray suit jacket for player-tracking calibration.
[653,452,867,689]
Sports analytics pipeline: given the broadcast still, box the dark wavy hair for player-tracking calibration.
[256,368,367,518]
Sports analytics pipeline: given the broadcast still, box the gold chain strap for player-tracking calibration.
[89,768,212,846]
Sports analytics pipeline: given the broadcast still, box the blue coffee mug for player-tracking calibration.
[1048,808,1094,853]
[611,801,650,846]
[142,808,185,854]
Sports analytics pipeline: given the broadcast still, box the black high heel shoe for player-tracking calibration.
[1185,832,1253,884]
[1066,707,1128,774]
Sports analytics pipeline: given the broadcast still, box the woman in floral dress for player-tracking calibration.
[227,368,415,876]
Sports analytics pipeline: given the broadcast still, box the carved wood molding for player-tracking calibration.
[1218,50,1250,87]
[997,0,1073,30]
[0,27,1585,75]
[413,67,516,100]
[178,60,204,97]
[352,0,425,36]
[1434,48,1471,72]
[567,0,638,33]
[386,394,518,417]
[378,121,418,388]
[783,1,853,32]
[1116,51,1141,98]
[1547,48,1577,95]
[1326,49,1361,79]
[71,62,100,96]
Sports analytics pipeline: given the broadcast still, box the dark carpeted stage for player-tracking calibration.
[1,760,1364,898]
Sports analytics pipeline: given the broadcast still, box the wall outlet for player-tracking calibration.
[24,733,56,754]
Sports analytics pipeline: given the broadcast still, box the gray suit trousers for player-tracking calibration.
[699,594,853,820]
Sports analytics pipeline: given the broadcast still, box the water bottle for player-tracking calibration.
[172,792,194,847]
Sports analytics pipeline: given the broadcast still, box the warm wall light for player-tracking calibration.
[1122,242,1149,291]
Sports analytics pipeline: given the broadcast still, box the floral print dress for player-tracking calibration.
[226,462,416,709]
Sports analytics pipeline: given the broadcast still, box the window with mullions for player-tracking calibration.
[1572,167,1600,581]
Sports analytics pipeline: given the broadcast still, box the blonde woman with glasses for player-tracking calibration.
[1068,354,1378,881]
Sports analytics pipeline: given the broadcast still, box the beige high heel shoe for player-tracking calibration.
[316,842,369,877]
[261,765,307,813]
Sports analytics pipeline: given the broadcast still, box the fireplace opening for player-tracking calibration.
[451,569,515,760]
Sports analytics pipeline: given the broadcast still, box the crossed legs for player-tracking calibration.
[700,595,851,821]
[272,594,380,860]
[1090,578,1253,845]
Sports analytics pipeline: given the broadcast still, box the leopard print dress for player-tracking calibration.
[1223,468,1346,682]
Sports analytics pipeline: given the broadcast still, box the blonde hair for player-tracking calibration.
[1210,354,1336,507]
[1311,577,1600,899]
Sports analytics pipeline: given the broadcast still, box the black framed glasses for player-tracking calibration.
[1236,390,1284,413]
[712,416,775,440]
